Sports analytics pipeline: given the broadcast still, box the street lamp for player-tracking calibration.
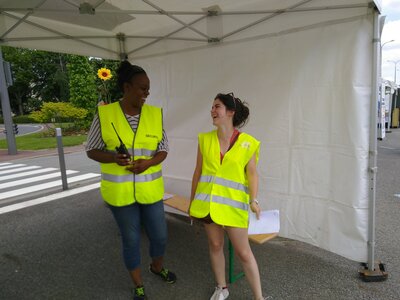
[380,40,394,77]
[381,39,394,49]
[388,60,400,84]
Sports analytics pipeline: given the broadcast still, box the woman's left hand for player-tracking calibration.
[250,201,261,220]
[126,159,150,174]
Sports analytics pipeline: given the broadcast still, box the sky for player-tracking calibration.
[381,0,400,84]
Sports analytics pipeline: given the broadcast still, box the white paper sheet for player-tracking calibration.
[248,210,280,235]
[163,193,174,200]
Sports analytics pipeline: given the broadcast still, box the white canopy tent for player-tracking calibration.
[0,0,383,269]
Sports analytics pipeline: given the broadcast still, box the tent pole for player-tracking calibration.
[0,47,17,155]
[117,33,127,61]
[367,8,379,271]
[358,7,387,282]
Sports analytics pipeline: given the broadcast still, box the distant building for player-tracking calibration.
[382,79,399,129]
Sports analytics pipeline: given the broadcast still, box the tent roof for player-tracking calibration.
[0,0,381,60]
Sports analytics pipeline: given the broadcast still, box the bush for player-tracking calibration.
[0,115,36,124]
[30,102,88,123]
[39,122,89,137]
[13,115,36,123]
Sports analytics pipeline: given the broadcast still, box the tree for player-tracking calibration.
[3,46,121,120]
[30,51,70,103]
[3,47,34,115]
[3,46,71,115]
[67,56,98,120]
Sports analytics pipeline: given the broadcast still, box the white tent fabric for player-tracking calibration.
[0,0,381,60]
[142,16,374,262]
[0,0,382,262]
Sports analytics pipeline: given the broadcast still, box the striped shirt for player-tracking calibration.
[86,113,169,152]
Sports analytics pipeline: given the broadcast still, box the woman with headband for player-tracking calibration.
[189,93,270,300]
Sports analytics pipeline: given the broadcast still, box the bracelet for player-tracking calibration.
[250,199,259,205]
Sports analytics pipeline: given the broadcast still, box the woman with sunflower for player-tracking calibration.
[86,61,176,300]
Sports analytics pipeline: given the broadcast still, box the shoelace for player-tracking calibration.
[214,287,225,298]
[160,268,169,278]
[135,287,145,296]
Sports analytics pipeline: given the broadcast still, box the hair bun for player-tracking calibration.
[116,61,147,91]
[214,93,250,128]
[117,60,132,77]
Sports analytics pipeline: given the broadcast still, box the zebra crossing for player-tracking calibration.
[0,162,100,202]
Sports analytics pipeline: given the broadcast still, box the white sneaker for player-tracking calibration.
[210,286,229,300]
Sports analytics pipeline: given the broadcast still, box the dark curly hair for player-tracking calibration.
[215,93,250,128]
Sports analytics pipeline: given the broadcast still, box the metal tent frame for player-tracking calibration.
[0,0,385,279]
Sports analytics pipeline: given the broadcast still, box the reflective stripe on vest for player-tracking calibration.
[199,175,248,193]
[108,148,156,157]
[102,170,162,183]
[133,148,156,157]
[194,192,249,211]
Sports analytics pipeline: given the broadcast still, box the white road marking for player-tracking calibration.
[0,170,79,189]
[0,166,40,175]
[0,167,58,181]
[0,173,100,200]
[0,183,100,214]
[0,164,26,170]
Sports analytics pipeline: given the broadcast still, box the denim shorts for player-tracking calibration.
[108,200,167,270]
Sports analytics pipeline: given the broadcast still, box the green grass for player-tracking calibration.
[0,132,87,150]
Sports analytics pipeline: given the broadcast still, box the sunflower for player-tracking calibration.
[97,68,112,81]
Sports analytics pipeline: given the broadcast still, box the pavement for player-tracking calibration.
[0,130,400,299]
[0,144,86,163]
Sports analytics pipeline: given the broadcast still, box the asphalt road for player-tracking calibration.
[0,129,399,299]
[0,124,43,139]
[12,151,101,175]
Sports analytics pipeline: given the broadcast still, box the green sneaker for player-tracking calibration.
[149,265,177,284]
[133,286,147,300]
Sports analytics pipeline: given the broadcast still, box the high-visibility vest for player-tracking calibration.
[98,102,164,206]
[190,130,260,228]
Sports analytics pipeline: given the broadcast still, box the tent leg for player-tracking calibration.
[359,261,388,282]
[358,7,388,282]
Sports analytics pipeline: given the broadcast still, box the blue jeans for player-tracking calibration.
[108,200,167,271]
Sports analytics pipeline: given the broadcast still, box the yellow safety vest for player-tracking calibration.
[190,130,260,228]
[98,102,164,206]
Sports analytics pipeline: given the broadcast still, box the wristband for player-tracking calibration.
[250,199,259,205]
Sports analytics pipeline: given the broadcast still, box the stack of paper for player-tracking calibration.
[248,210,280,235]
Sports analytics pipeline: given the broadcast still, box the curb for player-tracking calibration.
[0,145,85,162]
